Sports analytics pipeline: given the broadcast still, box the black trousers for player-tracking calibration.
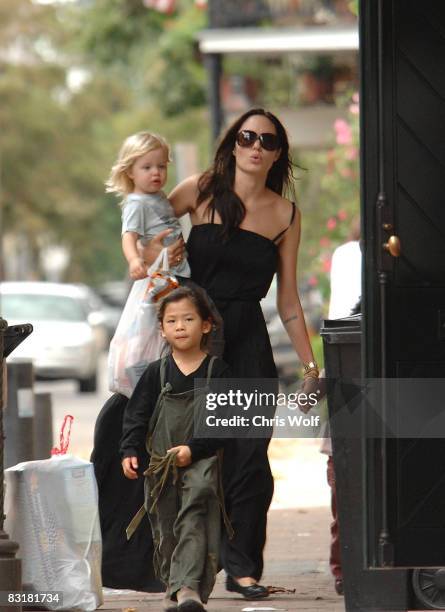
[220,438,274,580]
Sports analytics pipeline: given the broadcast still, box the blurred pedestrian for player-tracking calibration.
[143,108,319,599]
[328,216,361,320]
[322,215,362,595]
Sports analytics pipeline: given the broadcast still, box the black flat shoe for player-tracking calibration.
[334,578,344,596]
[226,575,269,600]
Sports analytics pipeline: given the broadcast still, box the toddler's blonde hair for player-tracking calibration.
[105,131,171,197]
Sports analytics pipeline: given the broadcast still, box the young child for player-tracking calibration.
[120,287,230,612]
[106,131,190,280]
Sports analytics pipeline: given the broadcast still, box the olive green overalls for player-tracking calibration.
[126,356,231,604]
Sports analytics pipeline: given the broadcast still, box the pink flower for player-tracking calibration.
[334,119,352,145]
[349,103,359,115]
[352,92,359,103]
[322,258,332,273]
[308,276,318,287]
[345,146,358,160]
[327,217,337,231]
[340,167,354,179]
[338,209,348,221]
[319,236,331,248]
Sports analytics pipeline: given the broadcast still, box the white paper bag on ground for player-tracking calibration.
[5,455,103,611]
[108,248,173,398]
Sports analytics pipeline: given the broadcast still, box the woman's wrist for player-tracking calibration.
[302,360,319,378]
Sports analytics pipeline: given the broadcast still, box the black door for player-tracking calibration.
[362,0,445,567]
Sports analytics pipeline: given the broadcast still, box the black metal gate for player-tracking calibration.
[362,0,445,572]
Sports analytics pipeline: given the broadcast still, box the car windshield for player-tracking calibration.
[1,294,87,322]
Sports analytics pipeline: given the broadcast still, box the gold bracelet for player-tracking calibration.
[303,370,319,379]
[303,361,318,374]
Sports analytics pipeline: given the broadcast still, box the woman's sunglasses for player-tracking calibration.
[235,130,280,152]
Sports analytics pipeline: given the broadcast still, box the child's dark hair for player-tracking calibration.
[157,286,214,327]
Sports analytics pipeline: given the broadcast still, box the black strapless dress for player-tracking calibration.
[91,205,295,587]
[187,218,291,581]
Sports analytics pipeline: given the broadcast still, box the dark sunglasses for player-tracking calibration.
[236,130,280,152]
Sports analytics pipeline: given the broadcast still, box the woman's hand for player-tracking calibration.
[137,230,185,268]
[167,445,192,467]
[122,456,139,479]
[298,375,326,413]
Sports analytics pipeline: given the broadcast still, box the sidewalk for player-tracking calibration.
[100,507,344,611]
[100,439,345,612]
[41,402,345,612]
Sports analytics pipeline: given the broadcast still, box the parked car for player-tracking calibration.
[0,282,104,393]
[95,281,129,342]
[75,284,114,348]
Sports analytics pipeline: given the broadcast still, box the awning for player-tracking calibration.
[197,26,359,55]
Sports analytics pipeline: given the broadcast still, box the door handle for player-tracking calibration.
[383,235,401,257]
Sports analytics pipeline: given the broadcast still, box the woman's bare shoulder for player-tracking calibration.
[268,191,300,226]
[169,173,204,214]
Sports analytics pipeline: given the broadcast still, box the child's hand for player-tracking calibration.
[122,456,139,479]
[129,256,147,280]
[167,445,192,467]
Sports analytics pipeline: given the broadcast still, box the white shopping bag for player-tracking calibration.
[5,416,102,611]
[108,248,177,397]
[5,455,103,611]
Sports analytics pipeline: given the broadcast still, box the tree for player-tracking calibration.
[1,0,210,284]
[297,92,360,301]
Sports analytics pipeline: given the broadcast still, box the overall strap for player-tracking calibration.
[159,355,169,388]
[147,358,172,441]
[272,201,296,243]
[128,359,173,541]
[210,204,216,224]
[206,355,218,384]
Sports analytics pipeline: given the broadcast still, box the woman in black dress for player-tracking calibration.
[93,108,318,598]
[160,108,318,597]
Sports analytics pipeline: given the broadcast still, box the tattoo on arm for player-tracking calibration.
[283,314,299,326]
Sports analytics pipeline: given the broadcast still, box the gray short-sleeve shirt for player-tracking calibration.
[121,192,190,277]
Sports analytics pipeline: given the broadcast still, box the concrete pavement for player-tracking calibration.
[100,506,344,612]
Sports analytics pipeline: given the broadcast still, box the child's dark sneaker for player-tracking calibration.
[177,602,205,612]
[177,587,205,611]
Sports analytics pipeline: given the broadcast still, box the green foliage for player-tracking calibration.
[71,0,207,116]
[224,55,296,108]
[349,1,359,17]
[289,96,360,354]
[296,93,360,305]
[1,0,210,284]
[72,0,167,67]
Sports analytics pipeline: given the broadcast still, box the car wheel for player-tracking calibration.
[78,371,97,393]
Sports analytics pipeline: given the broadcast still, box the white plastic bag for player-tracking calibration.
[108,248,176,398]
[5,455,103,611]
